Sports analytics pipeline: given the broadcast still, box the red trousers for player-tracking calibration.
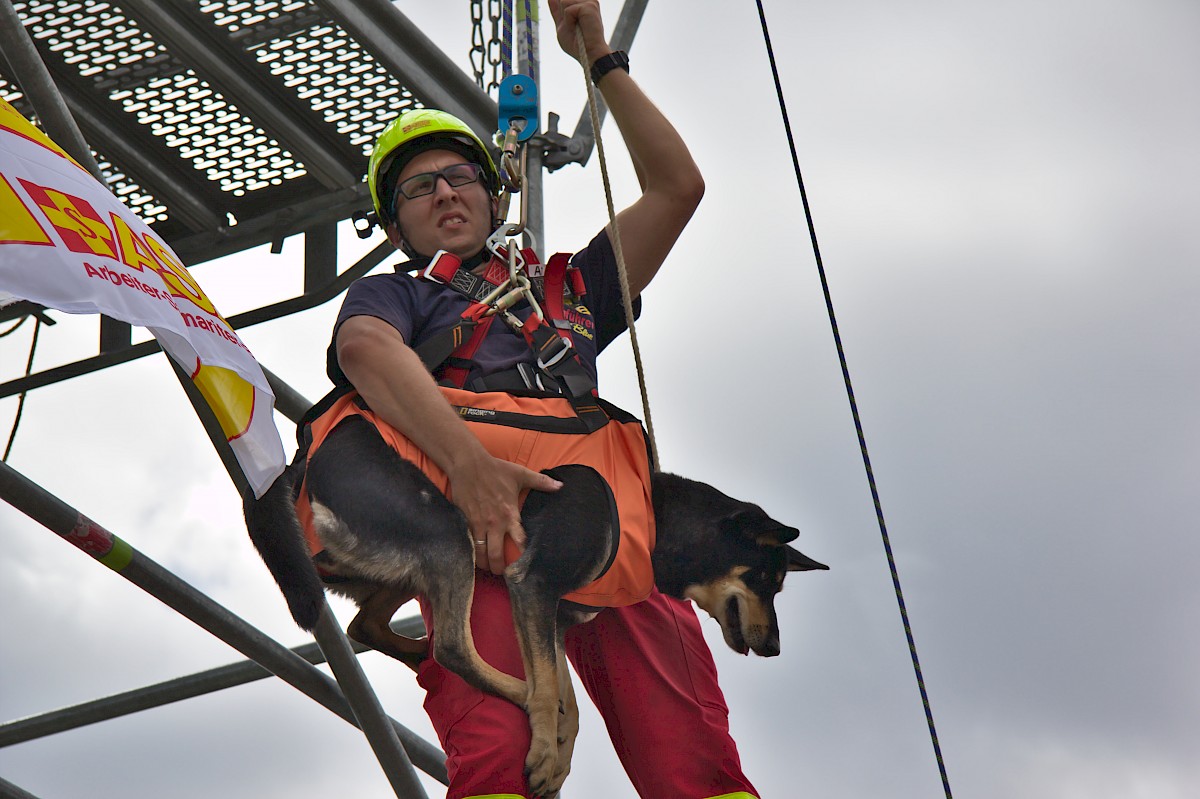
[417,573,759,799]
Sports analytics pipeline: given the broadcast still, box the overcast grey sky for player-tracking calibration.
[2,1,1198,797]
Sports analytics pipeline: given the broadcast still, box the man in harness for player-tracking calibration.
[312,1,759,796]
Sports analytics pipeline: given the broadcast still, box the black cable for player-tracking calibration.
[0,315,28,338]
[752,2,953,796]
[4,316,41,462]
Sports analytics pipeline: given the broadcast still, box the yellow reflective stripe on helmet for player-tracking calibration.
[703,793,759,799]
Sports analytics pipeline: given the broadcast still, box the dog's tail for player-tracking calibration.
[243,460,325,630]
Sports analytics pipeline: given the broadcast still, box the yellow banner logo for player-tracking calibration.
[192,362,255,442]
[0,174,52,246]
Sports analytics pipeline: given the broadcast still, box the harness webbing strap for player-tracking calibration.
[437,313,495,389]
[414,249,605,431]
[421,250,516,304]
[540,252,571,323]
[450,404,598,435]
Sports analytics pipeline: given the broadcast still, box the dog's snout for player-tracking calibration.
[754,630,781,658]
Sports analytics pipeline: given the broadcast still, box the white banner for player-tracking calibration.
[0,98,285,497]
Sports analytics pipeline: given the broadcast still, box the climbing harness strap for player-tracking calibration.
[414,246,608,433]
[294,387,655,608]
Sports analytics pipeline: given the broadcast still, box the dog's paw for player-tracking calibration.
[548,729,575,794]
[524,739,558,798]
[545,760,570,797]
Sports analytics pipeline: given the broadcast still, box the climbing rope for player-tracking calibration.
[3,315,41,462]
[752,1,953,796]
[574,29,659,471]
[503,0,515,81]
[520,0,537,86]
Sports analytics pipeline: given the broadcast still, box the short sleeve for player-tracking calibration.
[570,228,642,353]
[325,273,421,385]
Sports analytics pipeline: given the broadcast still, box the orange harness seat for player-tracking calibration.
[295,386,656,608]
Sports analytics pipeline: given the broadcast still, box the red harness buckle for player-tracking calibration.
[421,250,463,284]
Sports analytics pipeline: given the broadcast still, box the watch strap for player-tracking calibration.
[590,51,630,86]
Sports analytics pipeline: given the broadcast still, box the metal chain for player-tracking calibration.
[470,0,486,88]
[471,0,510,93]
[488,0,507,93]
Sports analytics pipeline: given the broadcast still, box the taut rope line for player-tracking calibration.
[574,28,659,471]
[752,1,954,795]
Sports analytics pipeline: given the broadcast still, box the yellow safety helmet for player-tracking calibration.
[367,108,501,226]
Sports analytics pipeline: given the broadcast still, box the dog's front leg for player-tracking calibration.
[505,571,562,798]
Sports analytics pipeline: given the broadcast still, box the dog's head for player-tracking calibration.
[652,473,828,657]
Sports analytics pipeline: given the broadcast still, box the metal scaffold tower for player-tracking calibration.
[0,1,649,796]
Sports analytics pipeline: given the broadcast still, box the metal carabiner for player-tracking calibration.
[486,223,521,261]
[494,121,530,239]
[500,126,522,192]
[507,239,543,322]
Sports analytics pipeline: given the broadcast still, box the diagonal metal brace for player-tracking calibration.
[0,459,444,793]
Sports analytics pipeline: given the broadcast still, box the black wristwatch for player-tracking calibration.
[590,51,630,86]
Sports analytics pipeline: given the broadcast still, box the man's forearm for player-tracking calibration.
[595,67,703,201]
[336,318,491,477]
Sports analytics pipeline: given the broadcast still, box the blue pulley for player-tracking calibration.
[498,75,539,141]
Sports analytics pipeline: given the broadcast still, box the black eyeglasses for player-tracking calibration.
[395,162,485,200]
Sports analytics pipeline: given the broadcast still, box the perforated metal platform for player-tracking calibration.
[1,0,496,265]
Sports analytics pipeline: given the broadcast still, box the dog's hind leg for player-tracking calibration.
[547,639,579,797]
[510,464,615,795]
[345,583,426,672]
[504,567,563,798]
[425,570,527,708]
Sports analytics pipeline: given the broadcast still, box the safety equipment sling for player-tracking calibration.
[411,246,610,433]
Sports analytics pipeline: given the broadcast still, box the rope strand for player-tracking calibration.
[4,316,41,462]
[752,1,953,795]
[522,0,537,84]
[575,29,659,470]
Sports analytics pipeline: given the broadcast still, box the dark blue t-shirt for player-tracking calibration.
[327,229,639,391]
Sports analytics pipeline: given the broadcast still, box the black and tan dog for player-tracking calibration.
[245,415,826,796]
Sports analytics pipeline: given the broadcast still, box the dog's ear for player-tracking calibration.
[722,509,801,547]
[757,520,800,547]
[787,545,829,572]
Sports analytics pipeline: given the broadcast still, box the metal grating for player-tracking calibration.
[0,74,22,105]
[199,0,419,156]
[0,0,499,265]
[95,150,170,222]
[19,0,310,198]
[0,69,170,223]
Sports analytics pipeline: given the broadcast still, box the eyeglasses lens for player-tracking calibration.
[398,163,483,199]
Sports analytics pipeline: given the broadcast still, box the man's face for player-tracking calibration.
[388,148,496,259]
